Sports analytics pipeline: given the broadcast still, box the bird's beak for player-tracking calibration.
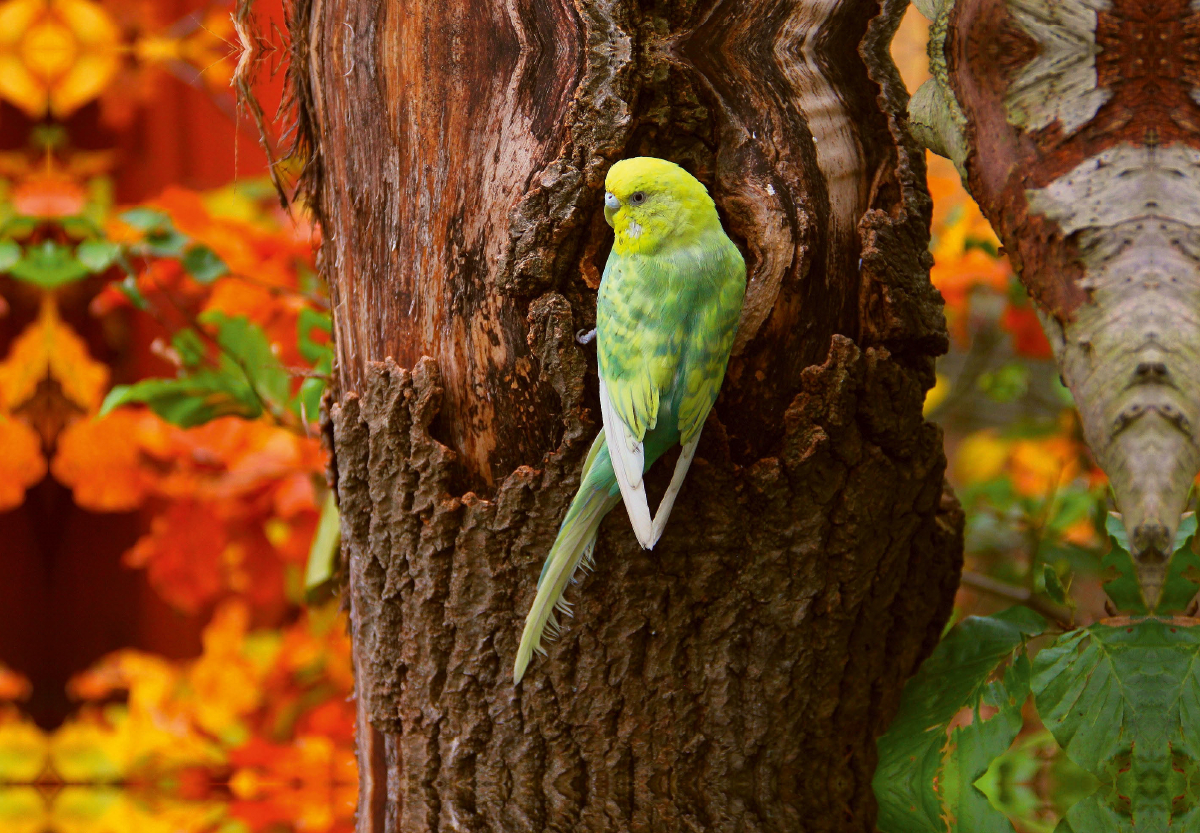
[603,191,619,227]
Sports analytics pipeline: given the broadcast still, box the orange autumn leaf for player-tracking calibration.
[51,409,175,511]
[228,736,357,833]
[1008,435,1083,497]
[155,417,325,506]
[1062,516,1099,548]
[204,279,310,368]
[952,429,1086,498]
[929,247,1011,312]
[0,415,46,511]
[59,413,325,610]
[0,663,32,701]
[222,523,291,612]
[0,295,109,413]
[154,186,310,284]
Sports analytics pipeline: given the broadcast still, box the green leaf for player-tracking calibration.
[0,217,36,239]
[116,275,148,310]
[60,216,101,238]
[294,373,328,423]
[119,207,171,231]
[76,240,121,273]
[144,228,188,257]
[975,731,1099,831]
[9,241,90,288]
[99,371,263,428]
[293,310,332,421]
[1043,564,1069,606]
[304,490,341,603]
[201,311,292,412]
[1053,793,1129,833]
[1102,514,1200,614]
[181,244,228,283]
[976,363,1029,404]
[296,308,332,364]
[1032,620,1200,828]
[98,313,294,429]
[0,240,19,272]
[170,329,207,369]
[874,607,1047,833]
[939,654,1031,833]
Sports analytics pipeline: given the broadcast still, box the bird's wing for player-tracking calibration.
[596,254,677,549]
[676,243,746,445]
[648,241,745,543]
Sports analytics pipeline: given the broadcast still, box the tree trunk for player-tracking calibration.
[910,0,1200,606]
[291,0,963,829]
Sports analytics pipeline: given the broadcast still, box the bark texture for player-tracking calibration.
[293,0,963,829]
[915,0,1200,606]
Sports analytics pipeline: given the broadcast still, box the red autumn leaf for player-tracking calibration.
[1002,302,1054,360]
[124,500,227,613]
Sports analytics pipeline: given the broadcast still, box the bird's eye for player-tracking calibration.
[630,191,646,205]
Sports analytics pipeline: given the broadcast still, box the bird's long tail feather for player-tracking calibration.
[514,435,620,683]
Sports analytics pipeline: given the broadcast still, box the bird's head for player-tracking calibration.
[603,157,719,255]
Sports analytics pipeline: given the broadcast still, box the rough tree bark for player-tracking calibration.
[291,0,963,829]
[911,0,1200,606]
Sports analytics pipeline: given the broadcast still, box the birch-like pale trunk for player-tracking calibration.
[912,0,1200,607]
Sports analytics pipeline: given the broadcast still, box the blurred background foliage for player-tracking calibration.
[0,2,1176,832]
[882,8,1200,833]
[0,0,354,830]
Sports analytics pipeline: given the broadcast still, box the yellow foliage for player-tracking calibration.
[50,787,225,833]
[923,373,949,416]
[0,296,109,413]
[0,786,46,833]
[0,714,48,783]
[952,430,1010,485]
[0,0,120,118]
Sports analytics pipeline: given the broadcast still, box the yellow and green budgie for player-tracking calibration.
[514,157,746,682]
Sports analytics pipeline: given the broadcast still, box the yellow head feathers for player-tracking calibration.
[603,157,720,254]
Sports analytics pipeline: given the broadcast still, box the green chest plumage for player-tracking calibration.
[596,231,745,448]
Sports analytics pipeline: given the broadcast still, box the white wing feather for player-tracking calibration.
[649,432,701,548]
[598,377,653,548]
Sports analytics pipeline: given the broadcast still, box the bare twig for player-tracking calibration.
[959,570,1074,630]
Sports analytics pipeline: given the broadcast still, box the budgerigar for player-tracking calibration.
[513,157,746,683]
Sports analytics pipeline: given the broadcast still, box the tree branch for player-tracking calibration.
[959,570,1073,630]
